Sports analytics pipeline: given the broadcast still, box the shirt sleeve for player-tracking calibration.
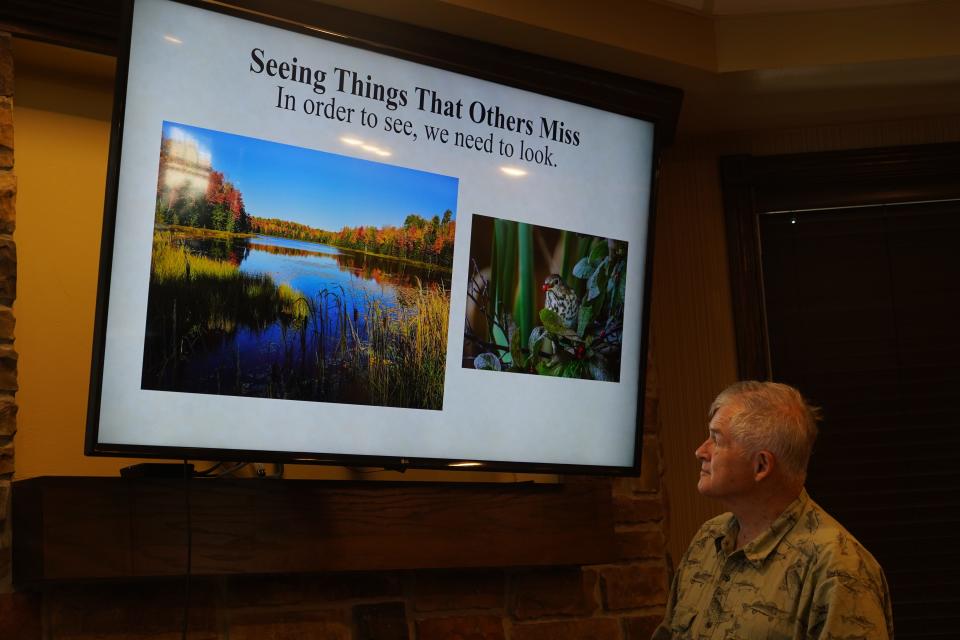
[805,561,893,639]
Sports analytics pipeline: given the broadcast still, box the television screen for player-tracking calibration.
[86,0,678,474]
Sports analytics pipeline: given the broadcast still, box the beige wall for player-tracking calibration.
[13,56,119,478]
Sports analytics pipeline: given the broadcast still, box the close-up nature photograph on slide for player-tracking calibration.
[141,121,458,410]
[462,214,628,382]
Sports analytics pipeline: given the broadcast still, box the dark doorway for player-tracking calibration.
[721,144,960,638]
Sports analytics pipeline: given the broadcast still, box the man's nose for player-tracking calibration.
[694,440,710,460]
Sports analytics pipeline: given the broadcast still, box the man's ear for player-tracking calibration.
[754,450,774,481]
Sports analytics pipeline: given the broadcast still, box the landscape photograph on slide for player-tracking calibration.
[463,214,628,382]
[141,121,458,410]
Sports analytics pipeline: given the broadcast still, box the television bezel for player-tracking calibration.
[84,0,682,476]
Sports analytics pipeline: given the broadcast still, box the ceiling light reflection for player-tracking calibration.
[342,137,391,157]
[500,167,527,177]
[361,145,392,157]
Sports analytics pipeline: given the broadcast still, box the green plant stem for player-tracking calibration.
[515,222,534,348]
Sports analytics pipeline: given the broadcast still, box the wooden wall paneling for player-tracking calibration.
[651,144,738,562]
[12,477,617,587]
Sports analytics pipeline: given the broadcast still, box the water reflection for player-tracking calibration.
[182,233,451,295]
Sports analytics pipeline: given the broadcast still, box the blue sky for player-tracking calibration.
[162,121,458,230]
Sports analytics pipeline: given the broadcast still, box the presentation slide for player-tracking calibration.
[94,0,655,469]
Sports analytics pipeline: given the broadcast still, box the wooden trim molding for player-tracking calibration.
[719,141,960,380]
[0,0,122,55]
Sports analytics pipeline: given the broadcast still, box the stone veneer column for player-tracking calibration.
[0,32,17,594]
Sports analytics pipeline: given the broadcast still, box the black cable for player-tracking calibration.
[193,461,226,477]
[346,466,389,475]
[213,462,248,477]
[182,459,193,640]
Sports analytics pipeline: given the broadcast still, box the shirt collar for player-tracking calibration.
[713,489,810,566]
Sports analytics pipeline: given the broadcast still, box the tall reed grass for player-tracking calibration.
[366,282,449,410]
[152,232,239,283]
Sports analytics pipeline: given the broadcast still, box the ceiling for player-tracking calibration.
[657,0,928,15]
[316,0,960,134]
[11,0,960,136]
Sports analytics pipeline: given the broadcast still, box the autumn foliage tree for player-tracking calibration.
[250,211,455,267]
[155,141,252,233]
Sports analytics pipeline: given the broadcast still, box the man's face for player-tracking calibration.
[695,402,757,500]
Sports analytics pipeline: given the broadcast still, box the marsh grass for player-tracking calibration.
[152,232,254,285]
[144,233,308,381]
[366,282,449,410]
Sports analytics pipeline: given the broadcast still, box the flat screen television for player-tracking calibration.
[85,0,682,474]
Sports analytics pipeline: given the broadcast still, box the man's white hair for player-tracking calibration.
[710,381,820,483]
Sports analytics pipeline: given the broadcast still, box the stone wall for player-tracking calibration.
[0,32,18,596]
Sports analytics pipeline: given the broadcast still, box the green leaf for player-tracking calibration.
[540,307,567,334]
[588,354,610,381]
[607,260,622,294]
[589,238,609,264]
[536,358,564,377]
[577,301,595,337]
[572,257,593,279]
[587,256,609,301]
[595,282,609,318]
[529,325,547,347]
[528,326,547,362]
[474,353,502,371]
[492,323,511,364]
[509,321,523,369]
[611,259,625,280]
[561,360,585,378]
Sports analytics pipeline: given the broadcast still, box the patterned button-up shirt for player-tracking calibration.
[653,490,893,639]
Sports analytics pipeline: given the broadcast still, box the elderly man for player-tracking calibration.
[653,381,893,639]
